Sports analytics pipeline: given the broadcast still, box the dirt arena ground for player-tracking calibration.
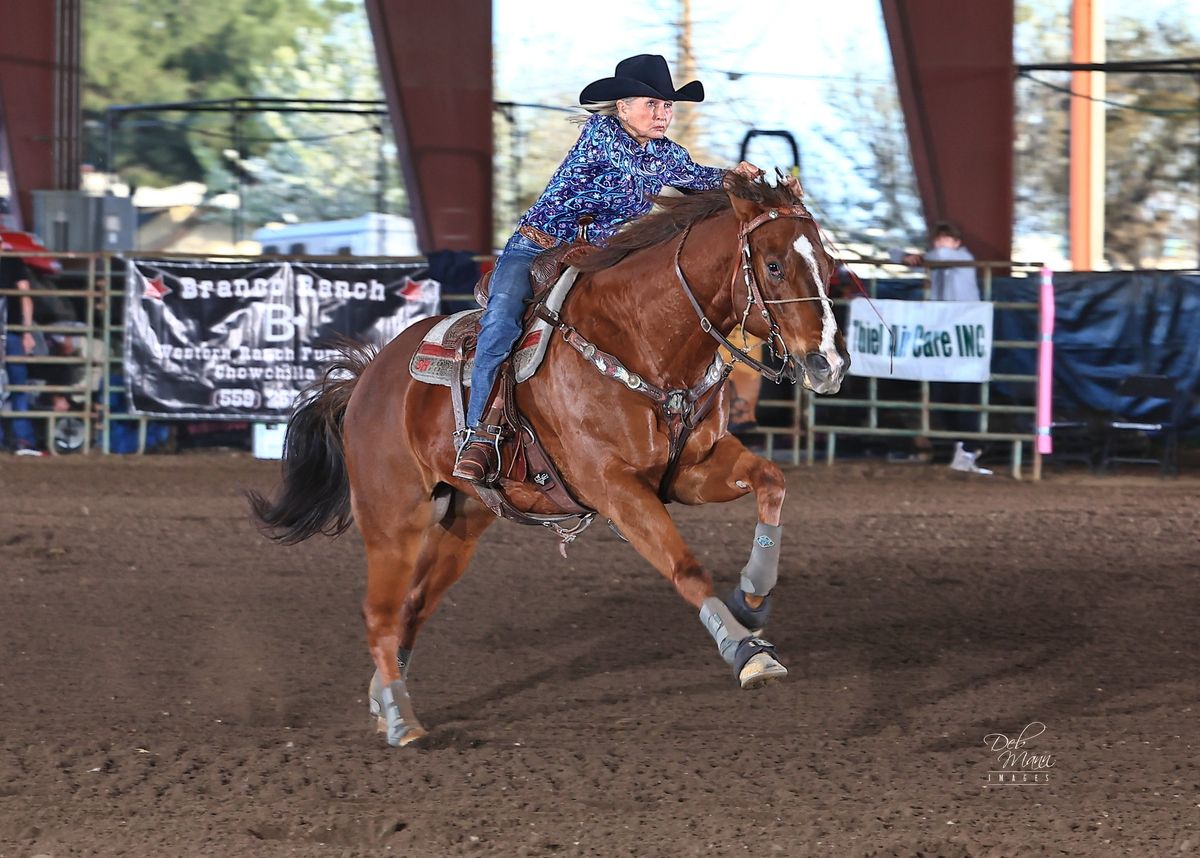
[1,453,1198,857]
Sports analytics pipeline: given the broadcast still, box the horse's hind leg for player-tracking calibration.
[365,490,495,745]
[670,434,787,635]
[396,492,495,678]
[361,510,430,747]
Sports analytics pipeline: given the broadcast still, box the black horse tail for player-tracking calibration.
[248,342,377,544]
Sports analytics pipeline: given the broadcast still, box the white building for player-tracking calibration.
[254,213,419,258]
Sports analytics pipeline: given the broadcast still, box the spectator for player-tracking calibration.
[901,222,991,475]
[1,243,45,455]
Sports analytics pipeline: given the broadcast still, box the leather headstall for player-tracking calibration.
[674,205,821,384]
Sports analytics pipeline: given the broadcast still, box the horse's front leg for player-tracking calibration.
[669,434,785,635]
[595,472,786,689]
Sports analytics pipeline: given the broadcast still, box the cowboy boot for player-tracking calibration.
[453,380,511,484]
[452,425,502,484]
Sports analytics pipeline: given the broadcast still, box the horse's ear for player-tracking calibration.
[724,175,762,225]
[783,174,804,201]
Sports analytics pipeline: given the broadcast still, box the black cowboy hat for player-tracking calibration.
[579,54,705,105]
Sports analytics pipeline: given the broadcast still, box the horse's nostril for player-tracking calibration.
[804,352,832,378]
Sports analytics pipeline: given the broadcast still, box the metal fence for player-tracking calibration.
[2,251,1032,469]
[1,250,436,455]
[805,259,1046,479]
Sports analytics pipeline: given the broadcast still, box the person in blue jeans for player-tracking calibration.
[452,53,760,482]
[0,249,41,454]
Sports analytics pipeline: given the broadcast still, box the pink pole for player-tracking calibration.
[1036,267,1055,455]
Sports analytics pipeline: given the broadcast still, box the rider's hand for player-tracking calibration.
[21,332,35,355]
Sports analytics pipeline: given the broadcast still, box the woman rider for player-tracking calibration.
[453,53,761,482]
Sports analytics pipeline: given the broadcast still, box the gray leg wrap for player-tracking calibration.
[380,679,425,747]
[699,597,751,665]
[740,522,782,596]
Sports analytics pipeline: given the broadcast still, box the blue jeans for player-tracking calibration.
[2,331,37,449]
[466,231,551,428]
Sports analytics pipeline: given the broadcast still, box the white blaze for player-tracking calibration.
[792,234,839,359]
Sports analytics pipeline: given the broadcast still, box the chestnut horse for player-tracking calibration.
[250,174,849,747]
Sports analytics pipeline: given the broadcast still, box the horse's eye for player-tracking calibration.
[766,261,781,276]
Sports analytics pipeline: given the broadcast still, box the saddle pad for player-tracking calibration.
[409,265,580,387]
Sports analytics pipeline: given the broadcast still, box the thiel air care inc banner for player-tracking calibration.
[847,298,994,382]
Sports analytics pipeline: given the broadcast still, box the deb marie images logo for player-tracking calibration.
[983,721,1056,786]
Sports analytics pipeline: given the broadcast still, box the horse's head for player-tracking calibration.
[724,172,849,395]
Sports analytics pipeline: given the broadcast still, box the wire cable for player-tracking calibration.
[120,118,381,144]
[1018,71,1200,116]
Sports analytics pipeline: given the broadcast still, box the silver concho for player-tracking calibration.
[625,373,642,390]
[582,343,596,360]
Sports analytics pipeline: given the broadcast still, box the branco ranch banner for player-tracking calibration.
[124,259,439,418]
[847,298,995,382]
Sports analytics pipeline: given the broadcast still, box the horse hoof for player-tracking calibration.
[732,636,787,689]
[391,724,428,747]
[739,652,788,688]
[374,679,428,748]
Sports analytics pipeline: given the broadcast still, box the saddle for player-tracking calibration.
[411,231,600,547]
[412,224,596,389]
[474,229,596,324]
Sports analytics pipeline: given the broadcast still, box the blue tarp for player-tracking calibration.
[869,271,1200,431]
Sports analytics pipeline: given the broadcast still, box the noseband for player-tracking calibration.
[673,205,828,383]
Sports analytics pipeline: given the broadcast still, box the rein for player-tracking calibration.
[539,202,827,500]
[673,205,826,384]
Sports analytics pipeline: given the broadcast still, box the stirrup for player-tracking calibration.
[452,428,502,484]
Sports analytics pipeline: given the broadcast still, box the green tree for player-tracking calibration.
[1014,2,1198,266]
[214,13,406,226]
[814,71,924,249]
[84,0,347,185]
[1102,17,1199,267]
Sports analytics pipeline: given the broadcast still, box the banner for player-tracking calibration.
[124,258,438,418]
[847,298,994,382]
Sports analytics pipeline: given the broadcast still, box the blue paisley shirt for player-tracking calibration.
[518,114,727,246]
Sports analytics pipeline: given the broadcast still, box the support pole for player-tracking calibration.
[1036,266,1056,467]
[1069,0,1106,270]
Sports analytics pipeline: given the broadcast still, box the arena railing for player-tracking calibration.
[803,258,1046,480]
[0,250,434,455]
[2,248,902,463]
[0,250,104,454]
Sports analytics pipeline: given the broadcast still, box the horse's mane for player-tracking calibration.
[572,173,804,273]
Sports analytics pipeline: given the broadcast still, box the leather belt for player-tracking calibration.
[518,224,560,250]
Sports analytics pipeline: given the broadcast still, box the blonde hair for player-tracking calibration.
[570,98,627,125]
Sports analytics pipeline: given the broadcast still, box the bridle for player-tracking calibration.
[672,204,830,383]
[540,202,832,500]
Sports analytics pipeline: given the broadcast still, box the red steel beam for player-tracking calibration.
[0,0,58,228]
[365,0,493,254]
[881,1,1014,261]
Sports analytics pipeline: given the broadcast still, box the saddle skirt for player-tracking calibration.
[410,266,581,387]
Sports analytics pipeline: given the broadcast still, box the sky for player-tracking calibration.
[494,0,894,166]
[493,0,1200,257]
[493,0,901,242]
